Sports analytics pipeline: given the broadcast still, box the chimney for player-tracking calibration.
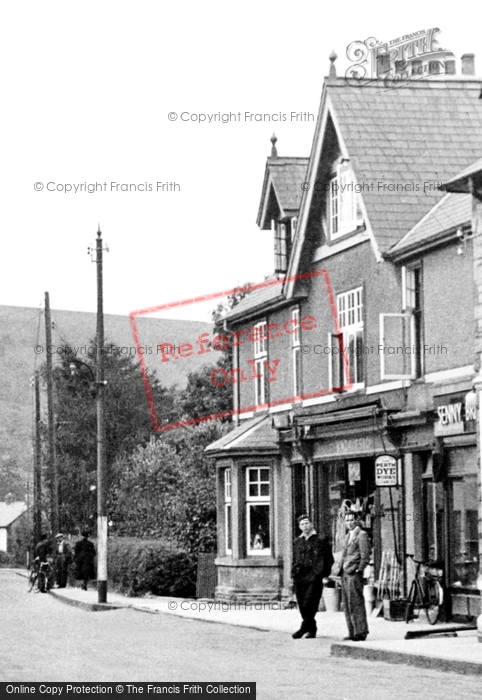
[461,53,475,75]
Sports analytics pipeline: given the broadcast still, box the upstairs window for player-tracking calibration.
[379,264,421,381]
[327,161,363,239]
[291,307,302,399]
[253,322,268,406]
[273,220,292,273]
[330,287,364,390]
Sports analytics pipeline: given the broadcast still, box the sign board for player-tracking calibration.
[375,454,397,486]
[434,392,477,437]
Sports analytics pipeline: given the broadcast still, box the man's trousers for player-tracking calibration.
[294,579,324,634]
[341,571,368,638]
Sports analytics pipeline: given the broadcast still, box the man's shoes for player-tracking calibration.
[343,636,354,641]
[292,629,305,639]
[351,634,368,641]
[304,631,316,638]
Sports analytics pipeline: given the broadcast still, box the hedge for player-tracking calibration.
[107,537,197,598]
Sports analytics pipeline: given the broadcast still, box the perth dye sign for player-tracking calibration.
[375,455,397,487]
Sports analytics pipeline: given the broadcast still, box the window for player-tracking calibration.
[327,161,363,239]
[449,476,479,589]
[403,265,423,377]
[291,307,302,398]
[225,469,232,554]
[246,467,271,555]
[253,322,268,406]
[330,287,364,390]
[274,221,291,273]
[379,264,422,381]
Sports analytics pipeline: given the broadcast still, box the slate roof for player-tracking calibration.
[0,501,28,528]
[257,157,309,229]
[441,156,482,192]
[205,414,279,453]
[388,193,472,258]
[223,276,285,321]
[326,77,482,252]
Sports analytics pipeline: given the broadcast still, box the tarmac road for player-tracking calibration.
[1,569,481,700]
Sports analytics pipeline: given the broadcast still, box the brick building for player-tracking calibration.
[206,55,482,617]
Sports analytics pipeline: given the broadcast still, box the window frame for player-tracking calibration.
[291,307,302,399]
[330,286,364,390]
[253,321,268,407]
[224,468,232,555]
[246,466,271,556]
[327,161,363,240]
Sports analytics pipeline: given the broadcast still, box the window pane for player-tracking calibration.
[249,483,258,497]
[226,504,232,552]
[249,469,258,482]
[260,468,269,483]
[260,483,269,497]
[249,504,270,551]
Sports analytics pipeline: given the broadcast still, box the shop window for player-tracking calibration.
[449,475,479,589]
[246,467,270,555]
[330,287,364,390]
[225,469,232,555]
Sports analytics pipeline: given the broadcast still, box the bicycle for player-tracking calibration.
[28,557,54,593]
[405,554,444,625]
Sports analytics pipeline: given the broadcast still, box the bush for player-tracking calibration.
[107,537,197,598]
[0,551,15,567]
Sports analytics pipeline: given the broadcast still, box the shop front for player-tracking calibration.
[432,390,480,617]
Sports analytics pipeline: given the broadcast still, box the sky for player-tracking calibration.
[1,1,479,323]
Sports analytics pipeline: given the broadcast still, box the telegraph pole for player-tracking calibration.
[95,227,108,603]
[45,292,59,538]
[33,370,42,545]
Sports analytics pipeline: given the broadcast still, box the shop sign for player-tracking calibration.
[375,454,398,486]
[434,392,476,436]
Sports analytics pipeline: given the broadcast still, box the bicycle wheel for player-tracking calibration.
[426,579,442,625]
[28,570,37,592]
[405,580,417,623]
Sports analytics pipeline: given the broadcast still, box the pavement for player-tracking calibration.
[13,568,482,676]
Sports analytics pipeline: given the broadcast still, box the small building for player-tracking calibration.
[0,499,29,554]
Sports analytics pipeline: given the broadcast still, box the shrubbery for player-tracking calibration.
[107,537,197,598]
[0,551,15,567]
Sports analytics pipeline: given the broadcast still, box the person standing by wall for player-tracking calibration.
[54,533,72,588]
[291,514,333,639]
[340,512,371,641]
[74,530,96,591]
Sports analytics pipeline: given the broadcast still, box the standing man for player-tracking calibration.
[54,533,72,588]
[74,531,96,591]
[340,512,371,641]
[291,514,333,639]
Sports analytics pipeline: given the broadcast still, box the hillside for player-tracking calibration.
[0,305,214,478]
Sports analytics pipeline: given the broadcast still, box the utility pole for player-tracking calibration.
[95,227,108,603]
[33,370,42,545]
[45,292,59,538]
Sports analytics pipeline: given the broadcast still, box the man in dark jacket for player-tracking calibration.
[74,531,96,590]
[291,514,333,639]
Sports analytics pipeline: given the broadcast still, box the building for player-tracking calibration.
[0,499,29,554]
[206,55,482,617]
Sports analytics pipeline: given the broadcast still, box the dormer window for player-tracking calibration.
[327,160,363,240]
[273,219,292,273]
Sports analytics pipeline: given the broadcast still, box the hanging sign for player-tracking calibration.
[375,454,398,486]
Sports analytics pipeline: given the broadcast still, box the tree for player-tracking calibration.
[178,283,252,422]
[48,341,179,534]
[112,421,229,553]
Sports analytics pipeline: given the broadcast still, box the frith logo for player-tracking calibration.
[345,29,454,88]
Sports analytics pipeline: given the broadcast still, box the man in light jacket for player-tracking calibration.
[340,512,370,641]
